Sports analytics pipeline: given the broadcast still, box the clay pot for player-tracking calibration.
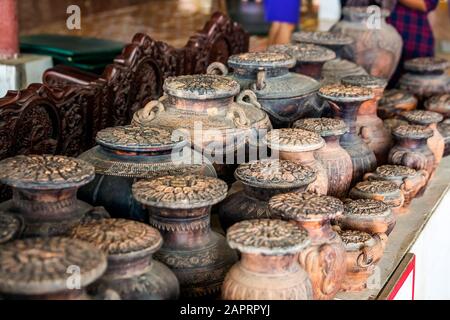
[209,52,322,127]
[438,119,450,157]
[388,125,436,183]
[132,175,238,299]
[425,94,450,118]
[342,75,392,165]
[0,213,22,244]
[401,110,445,166]
[337,229,387,292]
[269,192,346,300]
[331,6,403,80]
[399,57,450,99]
[365,165,428,206]
[319,84,377,185]
[338,199,395,235]
[291,31,354,59]
[378,89,417,120]
[70,219,179,300]
[267,43,336,80]
[293,118,352,198]
[78,125,216,222]
[0,155,109,237]
[222,219,313,300]
[0,237,108,300]
[218,159,316,232]
[349,180,405,214]
[263,128,328,195]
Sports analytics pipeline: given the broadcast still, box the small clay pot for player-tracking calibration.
[337,229,387,292]
[401,110,445,165]
[269,192,346,300]
[222,219,313,300]
[378,89,417,120]
[349,180,405,214]
[337,199,395,235]
[364,165,428,206]
[263,128,328,195]
[293,118,352,198]
[0,213,23,244]
[218,159,316,231]
[438,119,450,157]
[425,94,450,118]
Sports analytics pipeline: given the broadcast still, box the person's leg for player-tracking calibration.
[274,22,296,44]
[267,22,281,46]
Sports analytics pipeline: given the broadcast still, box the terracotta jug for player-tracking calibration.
[269,192,346,300]
[222,219,313,300]
[378,89,417,120]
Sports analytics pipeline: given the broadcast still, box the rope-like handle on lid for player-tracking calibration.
[132,97,166,126]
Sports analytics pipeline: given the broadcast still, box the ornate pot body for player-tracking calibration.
[438,119,450,157]
[210,52,321,127]
[294,118,352,198]
[378,89,417,120]
[70,219,179,300]
[364,165,428,206]
[222,219,313,300]
[218,159,316,232]
[337,229,387,292]
[269,192,346,300]
[78,125,216,222]
[0,237,107,300]
[399,57,450,99]
[319,84,377,185]
[388,125,436,184]
[0,155,108,237]
[331,6,402,80]
[342,75,392,165]
[0,213,22,244]
[132,175,238,298]
[401,110,445,166]
[349,180,405,214]
[264,128,328,195]
[425,94,450,118]
[338,199,395,235]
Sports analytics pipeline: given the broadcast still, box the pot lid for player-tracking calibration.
[401,110,443,125]
[0,237,106,295]
[318,84,374,102]
[228,52,296,70]
[342,6,390,19]
[344,199,392,217]
[0,213,22,244]
[132,175,228,209]
[351,180,401,196]
[226,219,310,255]
[291,31,354,47]
[337,229,374,250]
[70,219,162,257]
[425,94,450,114]
[393,124,434,139]
[269,191,344,222]
[341,75,388,89]
[252,72,320,99]
[293,118,348,137]
[379,89,417,108]
[263,128,325,152]
[0,155,95,190]
[96,125,187,152]
[374,165,418,178]
[234,159,316,189]
[404,57,450,73]
[321,59,368,83]
[268,43,336,63]
[163,74,240,100]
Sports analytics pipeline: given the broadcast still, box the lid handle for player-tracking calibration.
[206,62,229,76]
[132,97,166,126]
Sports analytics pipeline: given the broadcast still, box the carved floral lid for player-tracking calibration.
[351,180,400,195]
[96,125,187,152]
[291,31,354,47]
[373,165,418,179]
[132,175,228,209]
[0,155,95,190]
[234,159,316,189]
[337,229,375,250]
[269,191,344,222]
[228,52,296,70]
[226,219,310,255]
[425,94,450,115]
[401,110,444,125]
[379,89,418,108]
[268,43,336,63]
[0,213,22,244]
[0,237,106,295]
[293,118,348,137]
[393,124,434,139]
[404,57,450,73]
[70,219,162,258]
[263,128,325,152]
[163,74,240,100]
[341,75,388,89]
[318,84,374,102]
[344,199,392,218]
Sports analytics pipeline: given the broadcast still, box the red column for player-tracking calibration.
[0,0,19,59]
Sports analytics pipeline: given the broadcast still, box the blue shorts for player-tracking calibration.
[264,0,301,24]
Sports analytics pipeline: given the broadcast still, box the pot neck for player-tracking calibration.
[358,87,384,116]
[279,150,316,165]
[293,219,335,242]
[295,62,325,81]
[166,95,234,114]
[323,135,342,147]
[232,66,289,79]
[104,254,153,280]
[240,252,299,274]
[242,184,306,201]
[396,136,428,148]
[331,101,361,135]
